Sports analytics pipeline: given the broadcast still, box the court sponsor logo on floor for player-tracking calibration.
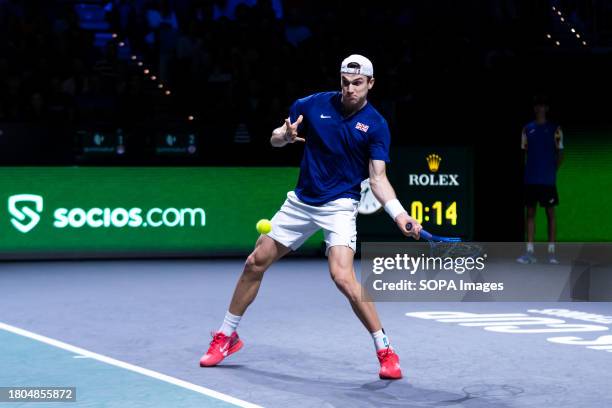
[405,309,612,355]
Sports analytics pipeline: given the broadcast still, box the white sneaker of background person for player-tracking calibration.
[517,252,537,264]
[516,242,538,264]
[547,254,559,264]
[516,242,537,264]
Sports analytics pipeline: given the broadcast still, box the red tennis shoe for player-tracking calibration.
[199,331,243,367]
[377,347,402,380]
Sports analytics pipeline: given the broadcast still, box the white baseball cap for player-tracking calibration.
[340,54,374,77]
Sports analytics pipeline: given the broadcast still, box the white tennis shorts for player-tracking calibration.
[267,191,359,255]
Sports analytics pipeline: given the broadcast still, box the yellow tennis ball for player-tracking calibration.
[256,219,272,234]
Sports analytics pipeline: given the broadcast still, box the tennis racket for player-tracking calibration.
[406,223,483,258]
[406,223,462,242]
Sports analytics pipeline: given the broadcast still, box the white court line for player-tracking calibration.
[0,321,262,408]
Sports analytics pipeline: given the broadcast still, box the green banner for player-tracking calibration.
[535,128,612,241]
[0,167,322,258]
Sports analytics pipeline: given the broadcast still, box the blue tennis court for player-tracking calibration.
[1,259,611,407]
[0,328,254,408]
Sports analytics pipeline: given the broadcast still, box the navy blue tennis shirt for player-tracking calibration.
[289,91,391,206]
[522,121,563,185]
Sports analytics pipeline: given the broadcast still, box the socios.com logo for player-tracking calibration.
[8,194,44,233]
[53,206,205,229]
[7,194,206,232]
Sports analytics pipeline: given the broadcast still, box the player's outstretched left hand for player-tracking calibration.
[396,212,422,240]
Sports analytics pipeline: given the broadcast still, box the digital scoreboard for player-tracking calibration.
[357,146,474,241]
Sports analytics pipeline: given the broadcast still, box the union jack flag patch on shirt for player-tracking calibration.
[355,122,369,132]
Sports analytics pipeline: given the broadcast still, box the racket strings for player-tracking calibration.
[429,242,484,258]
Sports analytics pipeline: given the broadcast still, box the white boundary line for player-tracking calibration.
[0,321,262,408]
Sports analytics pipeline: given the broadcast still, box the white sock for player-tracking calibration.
[526,242,534,253]
[372,329,390,351]
[548,243,555,254]
[219,311,241,336]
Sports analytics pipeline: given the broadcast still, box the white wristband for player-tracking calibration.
[384,199,406,220]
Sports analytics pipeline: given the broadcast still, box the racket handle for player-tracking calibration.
[405,223,433,241]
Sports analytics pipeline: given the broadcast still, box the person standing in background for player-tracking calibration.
[518,96,564,264]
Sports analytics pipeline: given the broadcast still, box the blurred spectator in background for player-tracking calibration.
[144,0,178,80]
[23,92,47,123]
[284,6,311,47]
[517,96,564,265]
[94,42,126,93]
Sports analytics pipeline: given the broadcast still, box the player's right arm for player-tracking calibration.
[270,115,304,147]
[369,159,422,240]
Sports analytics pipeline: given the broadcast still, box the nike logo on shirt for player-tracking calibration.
[320,114,332,119]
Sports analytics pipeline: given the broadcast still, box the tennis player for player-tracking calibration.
[517,96,564,264]
[200,54,422,380]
